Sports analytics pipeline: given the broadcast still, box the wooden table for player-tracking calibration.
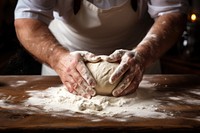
[0,75,200,132]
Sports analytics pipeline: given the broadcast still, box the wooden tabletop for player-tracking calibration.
[0,75,200,132]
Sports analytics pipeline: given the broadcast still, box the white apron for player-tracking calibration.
[43,0,161,75]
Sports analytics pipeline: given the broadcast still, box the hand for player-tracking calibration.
[54,51,101,98]
[106,49,145,97]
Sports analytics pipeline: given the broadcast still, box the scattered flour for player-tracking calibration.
[1,80,200,121]
[10,80,28,87]
[23,83,168,119]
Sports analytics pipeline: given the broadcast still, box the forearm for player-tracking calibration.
[134,12,187,68]
[14,19,69,68]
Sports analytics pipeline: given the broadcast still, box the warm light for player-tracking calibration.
[191,14,197,22]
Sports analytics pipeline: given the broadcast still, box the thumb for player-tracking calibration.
[83,53,101,62]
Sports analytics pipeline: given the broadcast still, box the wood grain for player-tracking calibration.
[0,75,200,132]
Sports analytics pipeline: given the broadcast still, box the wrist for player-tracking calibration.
[132,45,153,68]
[48,44,70,69]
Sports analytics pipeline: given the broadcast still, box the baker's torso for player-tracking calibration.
[49,0,152,55]
[43,0,157,75]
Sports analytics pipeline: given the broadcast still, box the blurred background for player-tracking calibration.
[161,0,200,74]
[0,0,42,75]
[0,0,199,75]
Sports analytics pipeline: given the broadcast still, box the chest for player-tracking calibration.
[73,0,138,14]
[54,0,139,14]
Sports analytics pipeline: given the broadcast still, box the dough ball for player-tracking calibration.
[86,61,120,96]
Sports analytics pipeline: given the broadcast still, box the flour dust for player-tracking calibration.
[23,80,169,120]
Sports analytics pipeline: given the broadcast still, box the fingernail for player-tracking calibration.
[71,90,77,95]
[83,94,91,99]
[112,90,119,97]
[68,88,73,93]
[109,78,114,84]
[112,91,119,97]
[90,80,96,88]
[90,89,96,96]
[113,88,124,97]
[86,87,96,96]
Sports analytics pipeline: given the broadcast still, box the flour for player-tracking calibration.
[10,80,28,87]
[1,79,200,122]
[24,81,169,119]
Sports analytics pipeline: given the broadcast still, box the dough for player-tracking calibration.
[86,61,120,96]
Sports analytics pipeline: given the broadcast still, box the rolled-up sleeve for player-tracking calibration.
[148,0,189,18]
[14,0,56,24]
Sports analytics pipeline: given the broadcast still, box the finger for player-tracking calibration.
[76,60,96,96]
[68,68,84,87]
[80,52,101,62]
[109,52,135,84]
[76,79,96,96]
[119,80,139,96]
[76,60,96,87]
[67,68,94,96]
[85,86,96,96]
[112,69,135,96]
[88,89,96,97]
[64,81,77,93]
[74,80,96,98]
[82,93,92,99]
[75,85,94,99]
[61,74,77,92]
[106,49,125,62]
[64,74,77,84]
[74,84,86,94]
[119,67,143,96]
[109,62,130,84]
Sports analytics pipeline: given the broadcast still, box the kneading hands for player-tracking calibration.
[15,12,186,98]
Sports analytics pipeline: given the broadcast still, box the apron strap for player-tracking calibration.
[73,0,137,14]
